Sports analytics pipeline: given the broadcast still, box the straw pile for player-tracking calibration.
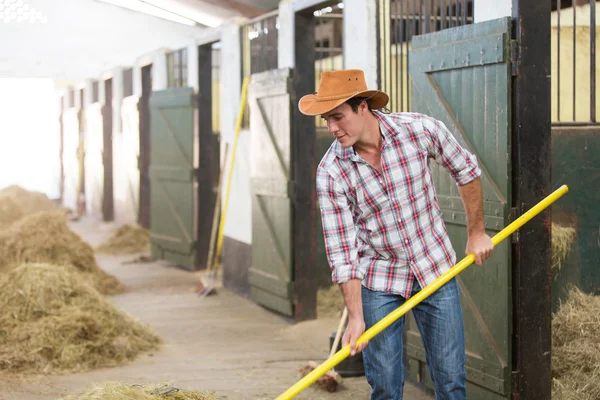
[317,285,345,318]
[0,185,56,215]
[0,194,24,230]
[97,224,150,255]
[0,211,124,295]
[552,288,600,399]
[551,223,577,271]
[0,263,161,374]
[60,382,217,400]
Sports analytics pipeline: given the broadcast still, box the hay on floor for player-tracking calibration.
[552,288,600,399]
[0,211,124,295]
[97,224,150,255]
[0,194,24,230]
[552,223,577,271]
[59,382,217,400]
[317,284,345,318]
[0,263,161,374]
[0,185,56,215]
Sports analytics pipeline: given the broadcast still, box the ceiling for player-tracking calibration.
[0,0,280,83]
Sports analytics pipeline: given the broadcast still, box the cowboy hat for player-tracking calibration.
[298,69,389,116]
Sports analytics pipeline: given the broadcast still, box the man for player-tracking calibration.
[299,69,494,399]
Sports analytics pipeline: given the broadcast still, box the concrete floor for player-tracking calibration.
[0,218,433,400]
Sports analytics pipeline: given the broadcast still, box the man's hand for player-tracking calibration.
[466,233,494,265]
[339,279,368,356]
[342,316,367,356]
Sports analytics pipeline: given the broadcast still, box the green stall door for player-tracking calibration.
[407,18,513,398]
[149,88,196,268]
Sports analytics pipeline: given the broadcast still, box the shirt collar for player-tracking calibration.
[334,110,398,160]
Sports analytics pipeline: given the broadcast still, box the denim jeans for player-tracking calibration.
[361,278,467,400]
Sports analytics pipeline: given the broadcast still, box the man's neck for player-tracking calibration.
[353,113,382,154]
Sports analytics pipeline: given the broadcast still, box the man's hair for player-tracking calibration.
[346,97,372,113]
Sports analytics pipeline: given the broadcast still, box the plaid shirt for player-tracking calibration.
[316,111,481,298]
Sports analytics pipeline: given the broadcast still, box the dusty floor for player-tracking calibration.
[0,218,433,400]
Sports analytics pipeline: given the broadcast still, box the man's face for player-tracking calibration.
[321,102,367,148]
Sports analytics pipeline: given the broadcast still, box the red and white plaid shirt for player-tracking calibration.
[316,111,481,298]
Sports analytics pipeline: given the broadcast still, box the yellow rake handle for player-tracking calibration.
[275,184,569,400]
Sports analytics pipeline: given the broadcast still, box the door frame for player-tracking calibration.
[139,63,153,229]
[102,78,115,221]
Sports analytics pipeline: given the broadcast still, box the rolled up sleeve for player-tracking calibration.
[316,168,364,284]
[422,116,481,186]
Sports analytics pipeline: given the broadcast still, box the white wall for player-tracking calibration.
[475,0,512,22]
[219,18,253,245]
[0,0,205,83]
[0,79,61,199]
[343,0,378,88]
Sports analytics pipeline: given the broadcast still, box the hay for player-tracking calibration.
[552,288,600,399]
[0,194,24,230]
[59,382,217,400]
[0,211,124,295]
[0,185,56,215]
[317,285,345,318]
[0,263,161,374]
[97,224,150,255]
[552,223,577,271]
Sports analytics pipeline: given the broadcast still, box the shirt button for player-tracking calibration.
[405,239,409,244]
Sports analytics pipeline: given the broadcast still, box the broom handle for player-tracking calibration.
[275,184,570,400]
[329,307,348,359]
[212,76,250,273]
[206,144,229,274]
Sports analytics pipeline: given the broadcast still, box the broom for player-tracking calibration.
[298,307,348,392]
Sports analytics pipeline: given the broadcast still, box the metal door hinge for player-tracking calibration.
[511,39,519,77]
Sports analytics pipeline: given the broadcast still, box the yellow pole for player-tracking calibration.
[211,76,250,274]
[275,184,569,400]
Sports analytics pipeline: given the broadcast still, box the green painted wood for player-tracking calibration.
[551,127,600,311]
[249,69,294,316]
[149,87,196,268]
[407,17,512,398]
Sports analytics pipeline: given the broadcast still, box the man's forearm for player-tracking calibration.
[339,279,363,319]
[457,177,486,236]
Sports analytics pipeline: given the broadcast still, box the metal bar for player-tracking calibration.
[462,0,467,26]
[552,121,600,126]
[441,0,446,30]
[383,1,388,110]
[573,2,576,121]
[591,0,596,122]
[399,0,404,111]
[448,0,454,28]
[557,0,561,121]
[424,0,430,33]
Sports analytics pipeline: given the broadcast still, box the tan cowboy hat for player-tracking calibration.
[298,69,389,116]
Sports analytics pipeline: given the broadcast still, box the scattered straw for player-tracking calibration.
[0,194,24,230]
[59,382,217,400]
[552,288,600,399]
[97,224,150,255]
[317,285,345,318]
[552,223,577,271]
[0,185,56,215]
[0,211,124,295]
[0,263,161,374]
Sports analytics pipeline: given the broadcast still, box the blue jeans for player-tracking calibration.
[361,278,466,400]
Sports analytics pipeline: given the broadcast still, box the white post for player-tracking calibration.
[278,0,295,69]
[343,0,378,88]
[187,43,200,92]
[152,49,169,91]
